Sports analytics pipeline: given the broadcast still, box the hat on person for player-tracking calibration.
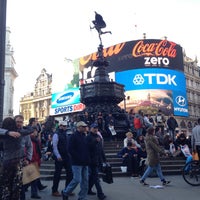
[76,121,88,127]
[90,123,98,128]
[59,121,68,126]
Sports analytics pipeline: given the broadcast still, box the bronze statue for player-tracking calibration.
[90,11,111,44]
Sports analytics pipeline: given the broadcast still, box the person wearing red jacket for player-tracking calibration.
[30,126,46,199]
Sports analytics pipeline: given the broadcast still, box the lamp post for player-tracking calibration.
[0,0,7,125]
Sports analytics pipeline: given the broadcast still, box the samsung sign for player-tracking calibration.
[50,88,85,115]
[51,88,80,108]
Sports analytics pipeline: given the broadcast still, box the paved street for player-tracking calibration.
[25,175,200,200]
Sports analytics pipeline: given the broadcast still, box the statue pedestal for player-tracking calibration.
[80,45,129,137]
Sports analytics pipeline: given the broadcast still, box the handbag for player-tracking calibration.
[192,152,199,161]
[101,163,113,184]
[22,162,40,185]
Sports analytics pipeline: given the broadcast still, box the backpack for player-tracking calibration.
[134,117,142,129]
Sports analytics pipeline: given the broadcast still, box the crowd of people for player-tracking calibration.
[0,115,108,200]
[116,110,200,186]
[0,110,200,199]
[0,115,47,200]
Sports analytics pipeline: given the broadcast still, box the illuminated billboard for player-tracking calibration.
[79,39,188,117]
[116,68,188,116]
[50,59,85,116]
[51,39,188,117]
[50,87,85,116]
[79,39,184,75]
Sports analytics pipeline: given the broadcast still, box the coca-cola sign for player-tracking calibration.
[132,40,177,58]
[79,39,183,73]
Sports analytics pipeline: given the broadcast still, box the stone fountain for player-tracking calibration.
[80,12,129,137]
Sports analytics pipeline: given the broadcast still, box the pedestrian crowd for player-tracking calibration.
[0,110,200,200]
[0,114,108,200]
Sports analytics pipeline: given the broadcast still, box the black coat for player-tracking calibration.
[86,132,106,166]
[68,131,90,166]
[167,117,178,131]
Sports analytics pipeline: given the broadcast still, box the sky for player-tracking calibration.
[6,0,200,114]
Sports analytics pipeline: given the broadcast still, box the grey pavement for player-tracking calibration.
[26,176,200,200]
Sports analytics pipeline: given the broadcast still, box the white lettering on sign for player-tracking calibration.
[143,73,177,86]
[144,57,169,66]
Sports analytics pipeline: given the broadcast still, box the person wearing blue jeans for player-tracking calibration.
[62,121,90,200]
[63,165,88,200]
[140,163,166,184]
[140,127,170,186]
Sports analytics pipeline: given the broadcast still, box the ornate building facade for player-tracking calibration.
[19,68,52,124]
[179,53,200,133]
[3,27,18,118]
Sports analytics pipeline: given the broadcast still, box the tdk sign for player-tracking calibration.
[115,68,186,91]
[56,92,74,104]
[133,73,177,86]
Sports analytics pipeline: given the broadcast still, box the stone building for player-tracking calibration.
[19,68,52,125]
[3,27,18,118]
[180,53,200,134]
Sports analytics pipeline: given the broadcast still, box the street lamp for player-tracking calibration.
[0,0,7,126]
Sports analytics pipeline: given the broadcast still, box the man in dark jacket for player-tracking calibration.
[167,114,178,142]
[86,123,106,200]
[62,121,90,200]
[52,121,73,197]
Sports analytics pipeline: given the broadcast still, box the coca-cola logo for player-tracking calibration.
[132,40,177,58]
[79,39,180,69]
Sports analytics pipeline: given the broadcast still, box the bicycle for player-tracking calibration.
[182,160,200,186]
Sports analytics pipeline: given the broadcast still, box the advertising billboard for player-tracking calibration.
[78,39,188,117]
[79,39,184,75]
[116,68,188,116]
[50,39,188,117]
[50,59,85,116]
[50,87,85,116]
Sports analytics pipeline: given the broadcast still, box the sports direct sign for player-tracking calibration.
[79,39,188,117]
[50,88,85,115]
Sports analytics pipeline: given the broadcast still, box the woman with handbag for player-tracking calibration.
[29,126,47,199]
